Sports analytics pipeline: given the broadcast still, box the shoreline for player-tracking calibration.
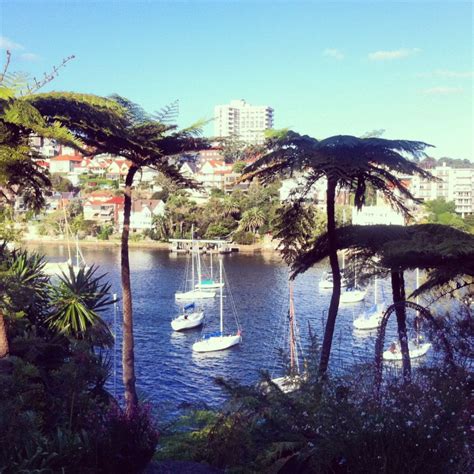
[21,238,279,254]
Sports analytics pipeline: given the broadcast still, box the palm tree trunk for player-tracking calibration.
[391,270,411,381]
[319,178,341,375]
[0,313,9,358]
[121,165,139,412]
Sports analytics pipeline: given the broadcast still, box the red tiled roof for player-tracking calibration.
[51,154,83,162]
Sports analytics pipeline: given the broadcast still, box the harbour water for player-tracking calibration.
[29,244,437,416]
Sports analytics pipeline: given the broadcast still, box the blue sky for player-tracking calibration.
[1,0,472,159]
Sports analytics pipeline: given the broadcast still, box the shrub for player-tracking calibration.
[232,230,255,245]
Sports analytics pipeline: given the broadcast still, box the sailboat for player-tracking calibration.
[194,252,224,290]
[271,280,302,393]
[192,257,241,352]
[353,276,386,330]
[383,338,432,361]
[340,266,366,303]
[175,236,216,300]
[44,201,88,276]
[383,268,431,361]
[319,250,347,290]
[171,302,204,331]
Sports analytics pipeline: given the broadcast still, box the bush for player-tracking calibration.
[232,230,255,245]
[160,361,471,473]
[97,403,159,473]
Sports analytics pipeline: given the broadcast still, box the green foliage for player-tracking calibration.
[424,198,466,230]
[51,173,74,192]
[47,265,114,344]
[97,225,114,240]
[163,362,471,473]
[232,230,255,245]
[0,247,158,471]
[232,160,247,173]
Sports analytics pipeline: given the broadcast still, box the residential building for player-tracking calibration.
[352,204,405,226]
[117,199,165,231]
[407,162,474,217]
[214,99,274,145]
[83,195,124,224]
[49,154,83,174]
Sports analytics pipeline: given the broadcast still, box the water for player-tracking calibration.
[28,244,435,415]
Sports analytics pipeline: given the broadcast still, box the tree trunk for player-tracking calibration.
[391,270,411,381]
[0,313,9,358]
[121,165,139,412]
[319,179,341,375]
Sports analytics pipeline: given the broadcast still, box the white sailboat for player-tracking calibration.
[383,339,432,361]
[192,258,241,352]
[44,202,88,276]
[195,252,224,289]
[271,280,302,393]
[383,268,431,361]
[171,302,204,331]
[340,261,366,303]
[353,277,386,330]
[175,238,216,300]
[319,249,348,290]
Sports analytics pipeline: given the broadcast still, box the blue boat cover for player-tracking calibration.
[203,331,222,339]
[184,303,195,311]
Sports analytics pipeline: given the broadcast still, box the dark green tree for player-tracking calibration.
[243,131,433,374]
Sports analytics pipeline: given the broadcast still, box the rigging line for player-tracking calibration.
[269,288,291,377]
[222,263,241,331]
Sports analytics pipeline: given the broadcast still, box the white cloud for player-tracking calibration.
[20,52,41,61]
[323,48,344,60]
[434,69,473,79]
[368,48,421,61]
[416,70,474,79]
[0,36,24,50]
[422,86,464,95]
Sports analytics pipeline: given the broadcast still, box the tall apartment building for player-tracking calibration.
[214,99,274,145]
[408,162,474,217]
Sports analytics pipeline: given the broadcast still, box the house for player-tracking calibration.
[117,199,165,231]
[83,195,124,224]
[49,155,83,174]
[106,159,130,179]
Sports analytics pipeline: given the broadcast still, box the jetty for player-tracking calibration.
[169,238,233,254]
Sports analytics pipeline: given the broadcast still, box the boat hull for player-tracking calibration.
[383,342,431,361]
[271,375,302,393]
[171,311,204,331]
[353,305,386,330]
[340,289,366,303]
[192,334,241,352]
[175,289,216,300]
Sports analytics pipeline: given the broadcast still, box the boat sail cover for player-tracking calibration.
[184,303,195,311]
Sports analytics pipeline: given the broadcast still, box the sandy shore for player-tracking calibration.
[21,238,278,254]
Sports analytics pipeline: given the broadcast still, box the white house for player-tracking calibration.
[49,155,83,174]
[117,199,165,231]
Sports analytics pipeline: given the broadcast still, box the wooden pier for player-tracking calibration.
[169,238,233,254]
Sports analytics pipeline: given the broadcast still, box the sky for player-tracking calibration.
[1,0,473,159]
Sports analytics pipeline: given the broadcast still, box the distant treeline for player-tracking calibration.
[421,156,474,169]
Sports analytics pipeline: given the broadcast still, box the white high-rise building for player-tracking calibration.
[214,99,274,145]
[408,162,474,217]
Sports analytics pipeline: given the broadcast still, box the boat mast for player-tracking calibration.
[191,225,195,290]
[62,200,72,263]
[219,257,224,335]
[210,251,213,281]
[374,276,378,305]
[289,279,297,374]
